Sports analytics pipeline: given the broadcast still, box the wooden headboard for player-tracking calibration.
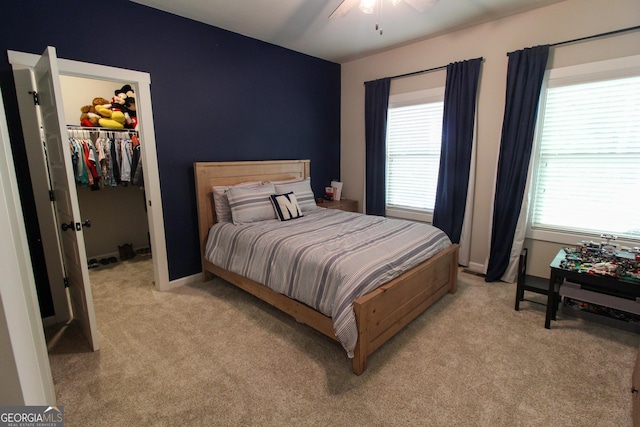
[193,160,311,257]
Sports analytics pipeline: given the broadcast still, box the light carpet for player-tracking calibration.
[45,257,640,426]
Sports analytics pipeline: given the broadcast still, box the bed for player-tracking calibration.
[194,159,459,374]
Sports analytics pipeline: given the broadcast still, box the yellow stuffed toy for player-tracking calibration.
[93,96,126,129]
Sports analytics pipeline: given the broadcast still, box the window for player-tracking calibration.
[386,88,444,222]
[528,56,640,244]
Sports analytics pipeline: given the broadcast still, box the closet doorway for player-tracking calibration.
[61,75,151,268]
[8,47,169,351]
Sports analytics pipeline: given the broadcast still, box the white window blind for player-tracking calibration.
[530,74,640,241]
[386,97,443,215]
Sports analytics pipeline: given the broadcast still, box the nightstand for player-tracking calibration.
[318,199,358,213]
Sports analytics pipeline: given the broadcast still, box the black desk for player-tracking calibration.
[546,249,640,329]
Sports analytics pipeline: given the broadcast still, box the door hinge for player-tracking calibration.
[63,277,69,288]
[29,91,39,105]
[49,190,55,201]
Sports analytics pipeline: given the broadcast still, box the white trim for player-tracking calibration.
[529,228,639,248]
[386,207,432,223]
[7,50,170,292]
[389,87,444,107]
[166,272,203,290]
[0,88,55,404]
[547,54,640,85]
[8,50,151,84]
[467,262,485,274]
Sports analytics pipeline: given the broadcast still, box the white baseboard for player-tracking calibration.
[466,262,485,275]
[86,251,119,261]
[165,272,204,290]
[87,246,151,263]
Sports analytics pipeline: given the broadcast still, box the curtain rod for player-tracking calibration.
[365,57,484,84]
[552,24,640,47]
[507,25,640,55]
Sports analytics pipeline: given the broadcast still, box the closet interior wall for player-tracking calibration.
[60,75,149,261]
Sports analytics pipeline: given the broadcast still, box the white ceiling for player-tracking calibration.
[131,0,566,63]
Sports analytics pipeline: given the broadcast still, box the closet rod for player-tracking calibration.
[507,25,640,55]
[365,57,484,84]
[67,125,138,134]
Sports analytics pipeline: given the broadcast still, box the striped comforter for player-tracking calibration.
[205,207,452,357]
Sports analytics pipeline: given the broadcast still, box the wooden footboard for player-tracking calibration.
[203,244,458,374]
[194,160,459,374]
[352,243,458,374]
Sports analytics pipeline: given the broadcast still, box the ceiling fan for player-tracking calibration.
[329,0,440,20]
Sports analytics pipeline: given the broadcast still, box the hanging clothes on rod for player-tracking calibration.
[67,126,143,190]
[130,134,143,186]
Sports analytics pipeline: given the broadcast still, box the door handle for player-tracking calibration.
[82,220,91,228]
[61,221,75,231]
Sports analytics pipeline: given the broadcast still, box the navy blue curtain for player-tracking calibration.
[365,78,391,216]
[485,45,550,282]
[432,58,482,243]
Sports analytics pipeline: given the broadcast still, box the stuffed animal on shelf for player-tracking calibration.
[79,104,100,127]
[77,87,137,129]
[79,97,110,127]
[112,84,137,129]
[111,86,128,112]
[124,86,137,129]
[93,96,126,129]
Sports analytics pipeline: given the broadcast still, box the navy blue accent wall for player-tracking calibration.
[0,0,341,314]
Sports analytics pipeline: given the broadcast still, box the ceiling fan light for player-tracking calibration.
[359,0,376,14]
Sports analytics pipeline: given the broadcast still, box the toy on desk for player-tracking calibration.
[600,234,617,254]
[560,241,640,281]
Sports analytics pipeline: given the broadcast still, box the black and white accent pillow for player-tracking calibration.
[270,192,303,221]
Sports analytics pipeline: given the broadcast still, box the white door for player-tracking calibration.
[9,49,169,293]
[34,46,99,351]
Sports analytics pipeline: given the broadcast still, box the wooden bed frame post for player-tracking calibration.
[352,303,370,375]
[449,247,459,294]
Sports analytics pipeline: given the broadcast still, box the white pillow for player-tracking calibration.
[227,183,277,225]
[274,178,316,212]
[212,181,263,223]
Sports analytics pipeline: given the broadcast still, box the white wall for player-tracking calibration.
[59,75,121,126]
[78,185,150,258]
[341,0,640,278]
